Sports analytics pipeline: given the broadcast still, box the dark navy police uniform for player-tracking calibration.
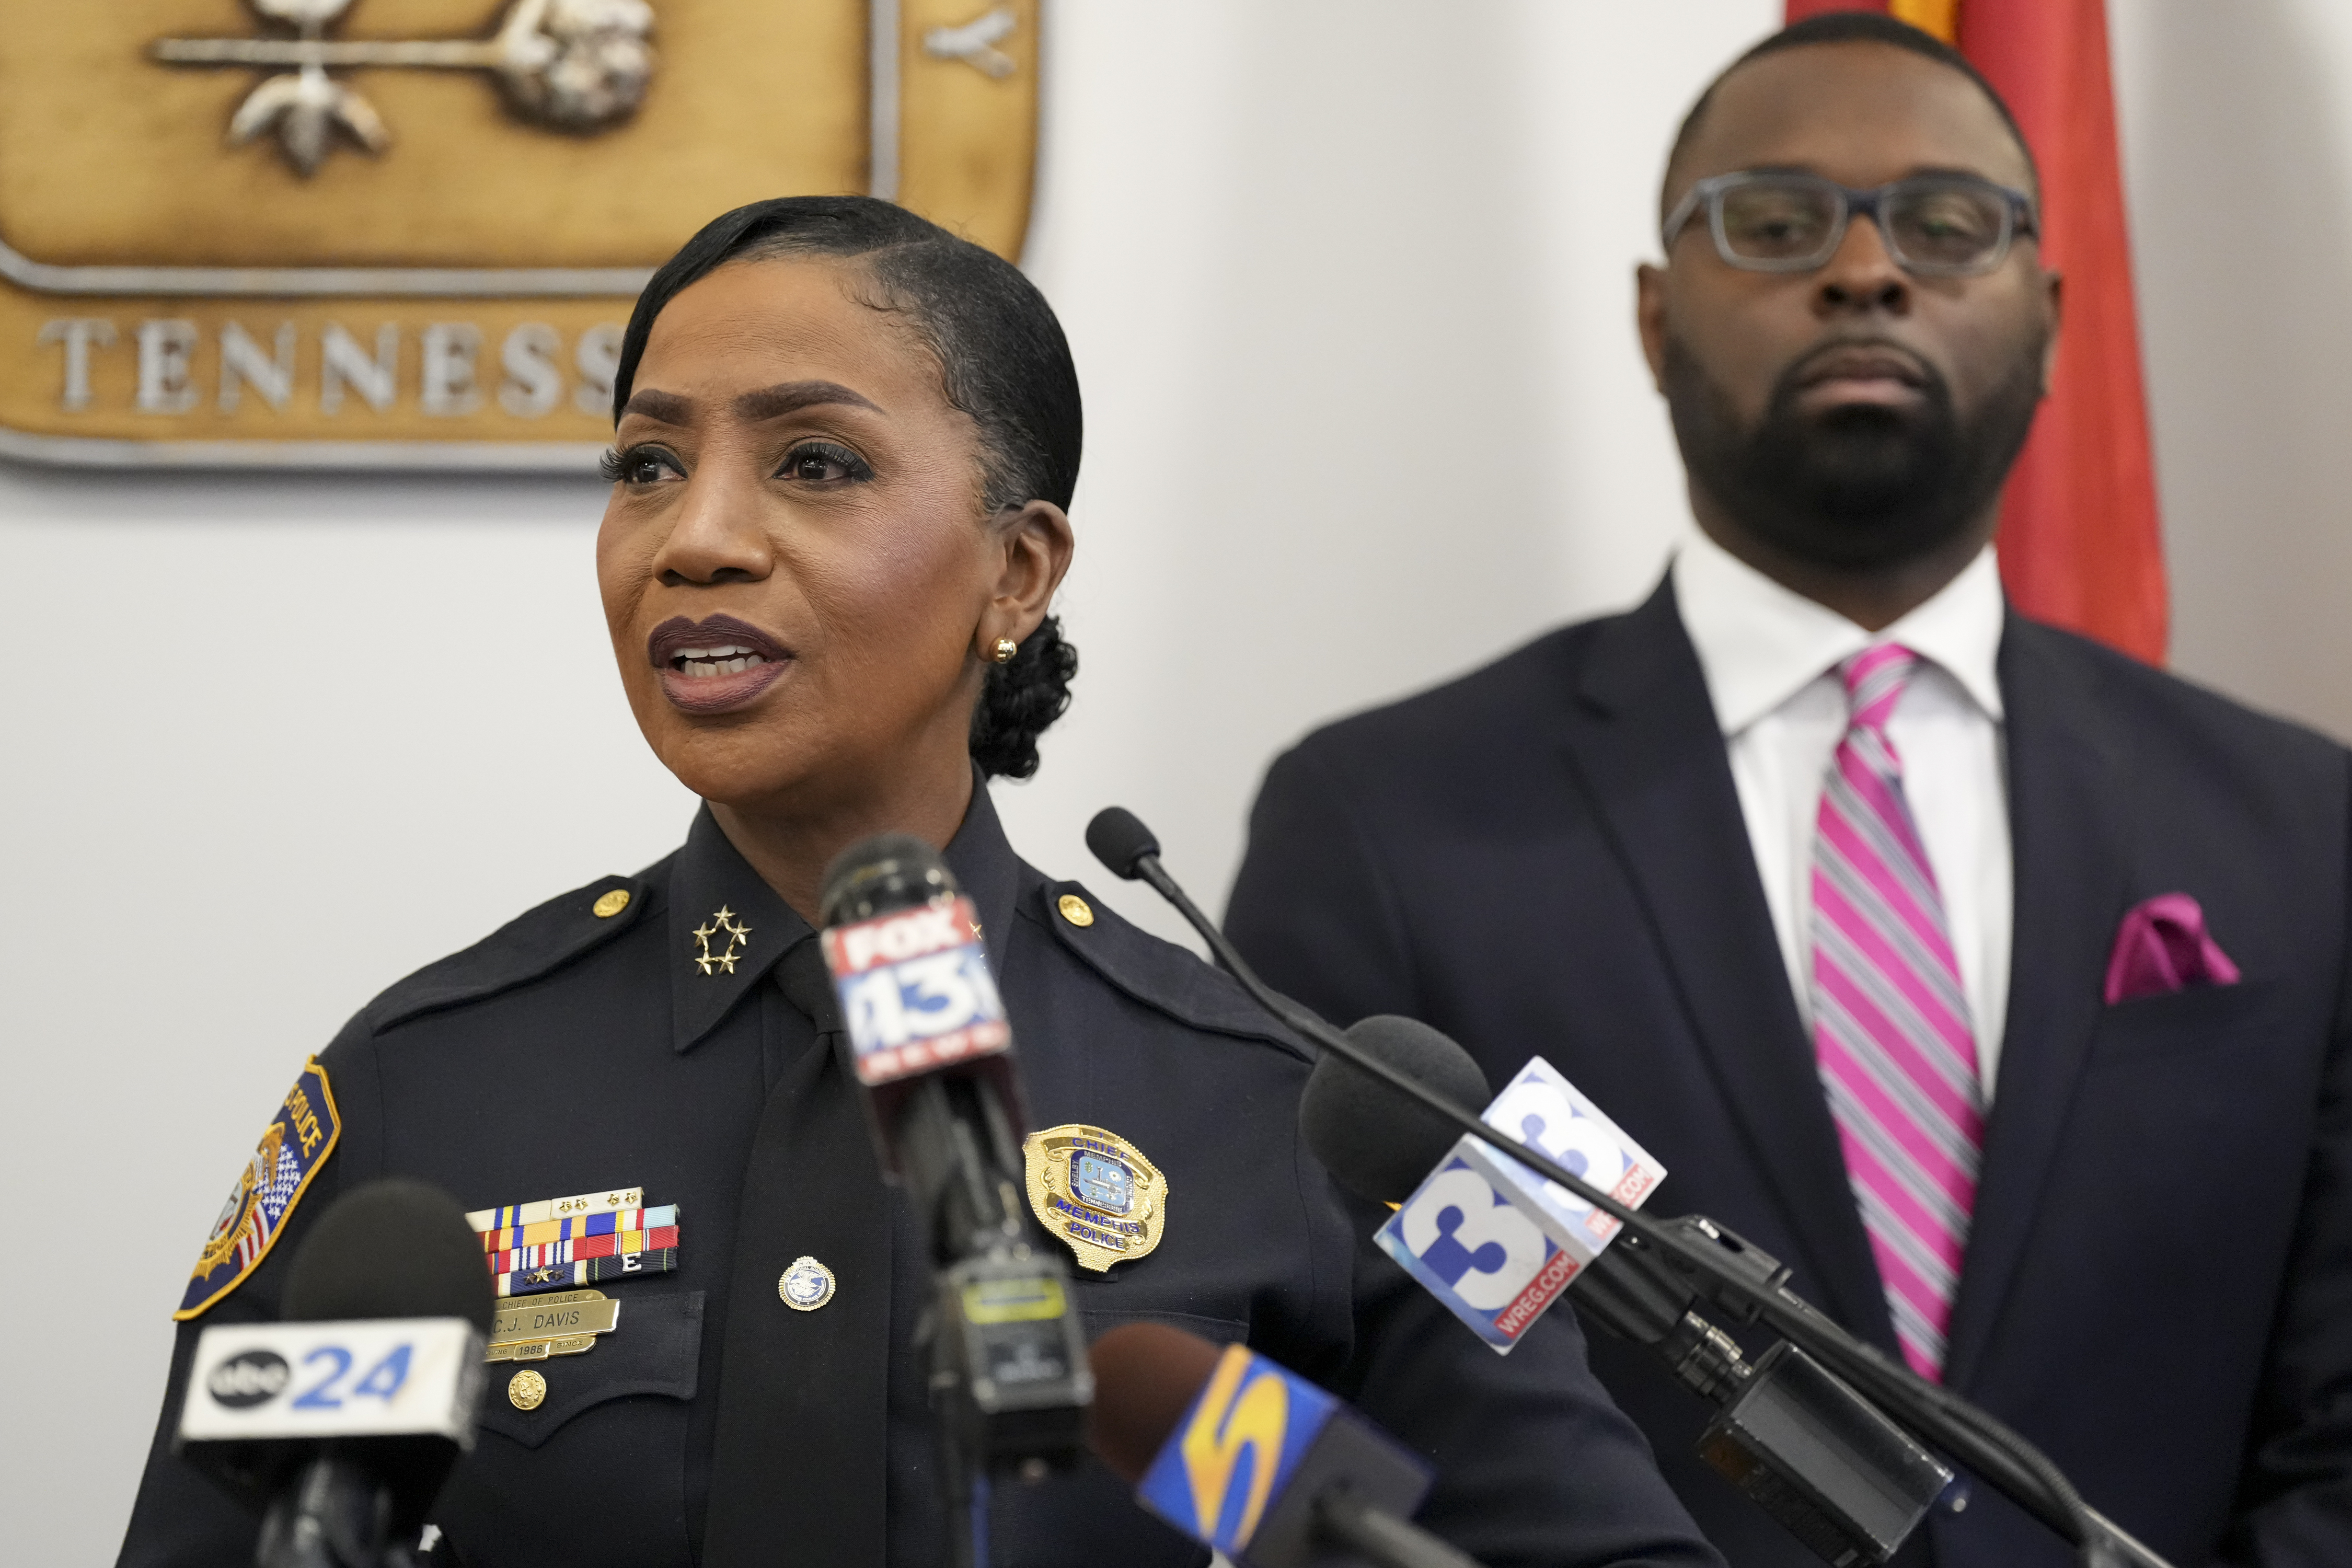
[119,782,1721,1568]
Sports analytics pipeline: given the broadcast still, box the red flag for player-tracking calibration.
[1779,0,2167,663]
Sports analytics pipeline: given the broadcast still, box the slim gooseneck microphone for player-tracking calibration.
[1085,808,1313,1024]
[1084,805,2173,1568]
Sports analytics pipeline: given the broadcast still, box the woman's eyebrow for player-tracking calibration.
[733,379,883,420]
[622,388,694,423]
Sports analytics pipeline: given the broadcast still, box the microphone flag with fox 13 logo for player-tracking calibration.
[822,893,1012,1086]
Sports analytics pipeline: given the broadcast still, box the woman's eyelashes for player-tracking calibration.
[601,444,685,485]
[775,440,875,485]
[597,439,871,487]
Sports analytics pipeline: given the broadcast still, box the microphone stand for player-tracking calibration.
[822,843,1092,1568]
[1091,812,2172,1568]
[1313,1488,1485,1568]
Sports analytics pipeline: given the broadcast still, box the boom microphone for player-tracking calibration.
[175,1178,493,1568]
[1087,1322,1481,1568]
[1318,1017,1950,1566]
[818,834,1091,1565]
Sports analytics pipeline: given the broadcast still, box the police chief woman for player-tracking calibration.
[116,197,1716,1568]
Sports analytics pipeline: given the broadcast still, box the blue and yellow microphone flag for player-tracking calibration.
[1134,1343,1336,1554]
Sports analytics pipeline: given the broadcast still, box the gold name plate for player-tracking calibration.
[485,1287,620,1362]
[0,1,1039,470]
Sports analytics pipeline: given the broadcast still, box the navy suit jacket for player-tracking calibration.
[1226,577,2352,1568]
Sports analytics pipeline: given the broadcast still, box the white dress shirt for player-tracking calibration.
[1671,529,2014,1094]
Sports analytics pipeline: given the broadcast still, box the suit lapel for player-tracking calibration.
[1942,618,2133,1388]
[1561,579,1891,1342]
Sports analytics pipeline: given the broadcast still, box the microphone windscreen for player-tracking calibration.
[818,831,956,928]
[1085,1321,1225,1484]
[1302,1016,1491,1204]
[1085,807,1161,881]
[282,1178,493,1334]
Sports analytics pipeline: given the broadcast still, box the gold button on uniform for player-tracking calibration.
[1057,894,1094,928]
[508,1368,548,1410]
[592,889,631,918]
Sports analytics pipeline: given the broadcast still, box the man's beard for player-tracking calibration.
[1663,332,2046,571]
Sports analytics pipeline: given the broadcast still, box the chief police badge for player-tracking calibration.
[1022,1124,1165,1274]
[176,1057,341,1319]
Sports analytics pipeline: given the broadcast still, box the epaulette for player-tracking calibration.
[364,856,671,1034]
[1028,878,1311,1064]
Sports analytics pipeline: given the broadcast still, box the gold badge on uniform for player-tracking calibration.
[1022,1124,1166,1274]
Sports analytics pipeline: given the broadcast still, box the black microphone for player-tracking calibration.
[1297,1014,1490,1206]
[1087,805,2171,1568]
[1087,1322,1483,1568]
[175,1178,493,1568]
[1312,1017,1951,1567]
[1085,807,1325,1035]
[819,833,1031,1261]
[817,834,1091,1564]
[1082,803,1160,878]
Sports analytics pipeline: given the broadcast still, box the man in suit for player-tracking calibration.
[1227,15,2352,1568]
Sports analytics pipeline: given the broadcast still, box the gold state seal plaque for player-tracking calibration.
[1022,1124,1166,1274]
[0,1,1039,469]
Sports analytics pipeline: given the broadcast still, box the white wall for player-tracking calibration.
[6,1,2345,1556]
[2112,0,2352,738]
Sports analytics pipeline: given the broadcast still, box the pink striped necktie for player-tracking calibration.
[1809,643,1986,1381]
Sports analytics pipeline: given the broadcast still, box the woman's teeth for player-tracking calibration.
[673,644,768,678]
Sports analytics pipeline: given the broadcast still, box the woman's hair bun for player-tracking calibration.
[971,615,1076,780]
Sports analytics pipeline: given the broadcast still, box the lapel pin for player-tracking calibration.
[779,1255,836,1311]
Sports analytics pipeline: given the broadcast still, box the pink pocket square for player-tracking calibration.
[2104,893,2242,1005]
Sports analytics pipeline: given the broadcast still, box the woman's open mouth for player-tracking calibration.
[647,614,793,714]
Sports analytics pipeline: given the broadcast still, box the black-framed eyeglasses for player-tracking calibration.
[1662,171,2040,278]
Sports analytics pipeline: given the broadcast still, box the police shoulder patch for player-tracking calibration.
[1023,1124,1167,1274]
[176,1058,341,1320]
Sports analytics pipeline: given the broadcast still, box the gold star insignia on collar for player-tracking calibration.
[691,905,752,977]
